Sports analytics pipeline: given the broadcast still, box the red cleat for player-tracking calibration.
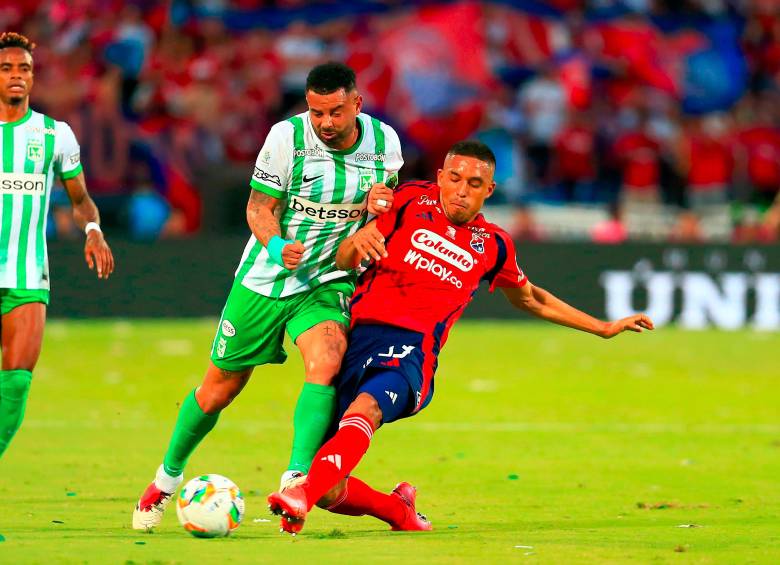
[132,482,174,531]
[389,482,432,531]
[267,485,308,535]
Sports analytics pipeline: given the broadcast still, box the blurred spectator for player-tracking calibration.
[519,65,567,187]
[683,114,734,210]
[511,206,545,242]
[275,20,326,112]
[474,86,526,205]
[735,95,780,208]
[669,210,704,243]
[7,0,779,242]
[760,190,780,242]
[553,110,597,202]
[125,161,170,241]
[591,200,628,244]
[612,109,661,204]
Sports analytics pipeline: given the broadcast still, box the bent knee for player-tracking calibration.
[304,353,343,385]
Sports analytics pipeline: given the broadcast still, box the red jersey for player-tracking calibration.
[613,131,660,191]
[555,125,596,181]
[739,126,780,190]
[688,135,734,189]
[350,181,527,348]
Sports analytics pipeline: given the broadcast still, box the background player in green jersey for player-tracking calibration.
[133,62,402,530]
[0,33,114,458]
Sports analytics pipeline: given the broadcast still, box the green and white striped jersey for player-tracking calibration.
[0,108,82,290]
[238,111,403,298]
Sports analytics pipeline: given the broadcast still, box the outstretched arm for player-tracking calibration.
[246,190,304,270]
[336,220,387,270]
[501,281,654,338]
[62,173,114,279]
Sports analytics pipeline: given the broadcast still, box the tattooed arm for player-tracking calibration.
[246,190,304,269]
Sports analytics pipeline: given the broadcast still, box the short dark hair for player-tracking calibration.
[447,140,496,168]
[0,32,35,54]
[306,62,356,95]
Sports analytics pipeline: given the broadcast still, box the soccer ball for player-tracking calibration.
[176,474,245,538]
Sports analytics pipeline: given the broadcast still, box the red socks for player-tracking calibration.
[325,476,406,527]
[302,413,374,510]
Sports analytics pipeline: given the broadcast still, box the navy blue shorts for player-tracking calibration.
[335,324,437,428]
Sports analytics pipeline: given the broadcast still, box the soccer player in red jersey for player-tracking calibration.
[268,141,654,534]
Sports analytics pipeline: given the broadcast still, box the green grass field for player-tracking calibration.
[0,320,778,564]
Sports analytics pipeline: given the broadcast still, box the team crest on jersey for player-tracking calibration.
[26,140,44,162]
[358,170,374,192]
[470,233,485,254]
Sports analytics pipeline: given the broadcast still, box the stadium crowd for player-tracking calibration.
[4,0,780,242]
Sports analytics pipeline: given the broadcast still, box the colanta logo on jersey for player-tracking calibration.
[288,194,367,223]
[0,173,45,195]
[411,229,474,271]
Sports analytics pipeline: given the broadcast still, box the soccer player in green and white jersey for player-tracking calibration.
[0,33,114,458]
[133,62,402,530]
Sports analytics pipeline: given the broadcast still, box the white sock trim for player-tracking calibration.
[339,416,374,440]
[154,464,183,494]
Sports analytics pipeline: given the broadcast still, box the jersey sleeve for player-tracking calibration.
[487,231,528,291]
[374,181,427,238]
[54,121,82,180]
[250,121,294,198]
[382,124,404,176]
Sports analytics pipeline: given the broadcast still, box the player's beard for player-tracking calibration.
[3,90,27,106]
[317,123,355,149]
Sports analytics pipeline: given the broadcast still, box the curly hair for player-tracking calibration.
[0,32,36,54]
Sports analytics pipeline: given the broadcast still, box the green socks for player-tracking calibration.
[0,369,33,458]
[288,382,337,473]
[162,389,219,477]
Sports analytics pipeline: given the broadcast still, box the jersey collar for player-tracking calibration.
[0,107,33,128]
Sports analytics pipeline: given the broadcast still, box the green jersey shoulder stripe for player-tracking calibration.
[0,109,82,290]
[237,112,404,298]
